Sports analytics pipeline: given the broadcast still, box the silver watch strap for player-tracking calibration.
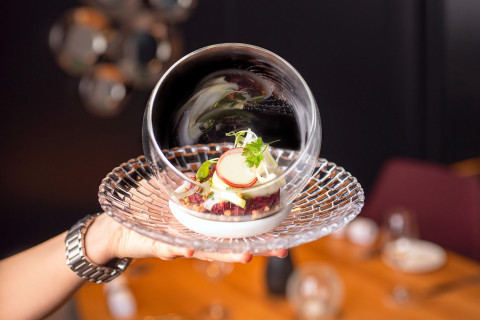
[65,213,132,284]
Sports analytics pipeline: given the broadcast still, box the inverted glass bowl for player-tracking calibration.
[142,44,321,232]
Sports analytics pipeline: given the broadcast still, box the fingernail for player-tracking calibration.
[242,253,253,263]
[277,250,288,258]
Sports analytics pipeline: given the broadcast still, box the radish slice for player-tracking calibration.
[216,147,257,188]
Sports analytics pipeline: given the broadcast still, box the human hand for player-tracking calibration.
[85,213,288,265]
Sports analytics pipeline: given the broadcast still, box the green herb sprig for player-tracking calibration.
[242,137,280,168]
[226,130,279,168]
[196,158,218,181]
[196,130,279,181]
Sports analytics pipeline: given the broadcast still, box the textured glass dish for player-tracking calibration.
[99,155,364,253]
[142,43,321,225]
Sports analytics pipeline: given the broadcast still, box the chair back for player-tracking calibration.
[362,158,480,260]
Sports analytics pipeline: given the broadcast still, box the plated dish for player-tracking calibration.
[173,129,284,218]
[166,129,291,237]
[382,239,447,273]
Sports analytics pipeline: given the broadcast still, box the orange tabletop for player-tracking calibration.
[75,236,480,320]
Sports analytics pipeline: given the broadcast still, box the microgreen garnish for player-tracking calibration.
[226,130,280,168]
[243,137,280,168]
[196,158,218,181]
[226,130,247,147]
[242,138,265,167]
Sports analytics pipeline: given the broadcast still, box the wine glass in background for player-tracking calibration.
[381,207,419,305]
[286,262,344,320]
[104,274,137,319]
[194,260,234,319]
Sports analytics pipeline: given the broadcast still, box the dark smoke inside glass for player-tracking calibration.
[147,47,308,151]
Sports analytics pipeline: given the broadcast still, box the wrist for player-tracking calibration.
[84,213,115,265]
[65,213,131,283]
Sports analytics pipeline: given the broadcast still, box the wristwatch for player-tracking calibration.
[65,213,132,284]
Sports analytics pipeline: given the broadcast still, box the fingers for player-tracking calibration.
[149,244,288,263]
[150,242,195,260]
[257,249,289,258]
[149,243,255,263]
[192,251,254,264]
[191,249,289,263]
[148,237,288,262]
[105,215,289,262]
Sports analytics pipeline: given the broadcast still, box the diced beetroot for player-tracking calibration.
[210,190,280,215]
[188,194,204,205]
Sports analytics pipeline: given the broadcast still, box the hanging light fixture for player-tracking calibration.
[49,0,197,117]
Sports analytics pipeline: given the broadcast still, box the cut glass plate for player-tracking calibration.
[99,153,364,253]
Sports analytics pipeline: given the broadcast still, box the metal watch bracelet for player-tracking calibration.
[65,213,132,284]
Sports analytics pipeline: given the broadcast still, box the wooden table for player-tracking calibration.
[75,236,480,319]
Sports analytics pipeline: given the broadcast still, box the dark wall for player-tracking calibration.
[442,0,480,162]
[1,0,478,258]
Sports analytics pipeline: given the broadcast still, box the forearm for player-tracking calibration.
[0,214,116,320]
[0,232,85,320]
[0,213,268,319]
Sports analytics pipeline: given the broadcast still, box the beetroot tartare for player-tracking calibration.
[175,129,284,216]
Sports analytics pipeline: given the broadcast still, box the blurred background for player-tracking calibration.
[0,0,479,260]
